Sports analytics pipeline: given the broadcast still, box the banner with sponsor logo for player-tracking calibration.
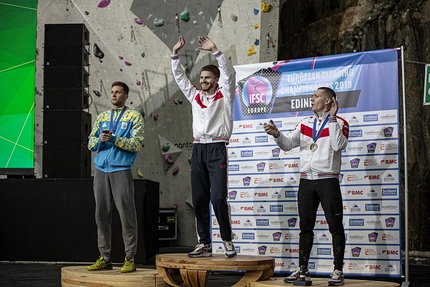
[211,49,401,278]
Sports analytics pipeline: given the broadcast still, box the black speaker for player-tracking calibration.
[44,88,89,110]
[45,24,89,46]
[44,66,89,89]
[0,179,160,264]
[43,110,91,145]
[44,45,89,67]
[43,24,89,111]
[42,145,91,178]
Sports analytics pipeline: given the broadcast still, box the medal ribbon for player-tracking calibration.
[312,116,329,142]
[110,106,127,134]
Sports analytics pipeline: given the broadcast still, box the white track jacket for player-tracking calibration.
[171,50,236,144]
[274,112,349,180]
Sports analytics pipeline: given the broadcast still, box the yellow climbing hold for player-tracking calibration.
[262,2,271,13]
[136,166,144,178]
[254,23,259,29]
[247,45,257,56]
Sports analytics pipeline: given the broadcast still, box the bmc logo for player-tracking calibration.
[365,265,381,270]
[229,138,239,143]
[348,190,363,195]
[364,175,380,180]
[381,159,397,164]
[382,250,399,255]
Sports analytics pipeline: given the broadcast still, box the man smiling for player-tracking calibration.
[171,36,237,259]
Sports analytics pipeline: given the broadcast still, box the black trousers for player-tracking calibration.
[298,178,345,271]
[191,142,232,244]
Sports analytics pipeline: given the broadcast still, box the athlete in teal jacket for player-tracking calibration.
[88,107,144,172]
[87,81,144,274]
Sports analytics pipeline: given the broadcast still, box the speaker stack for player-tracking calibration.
[43,24,91,178]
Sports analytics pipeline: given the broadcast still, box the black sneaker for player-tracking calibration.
[328,269,344,286]
[188,243,212,258]
[283,267,310,283]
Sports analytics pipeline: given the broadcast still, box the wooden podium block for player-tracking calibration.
[61,266,170,287]
[155,253,275,287]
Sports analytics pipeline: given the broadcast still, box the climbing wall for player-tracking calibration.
[35,0,280,246]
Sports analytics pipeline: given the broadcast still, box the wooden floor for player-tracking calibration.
[250,277,400,287]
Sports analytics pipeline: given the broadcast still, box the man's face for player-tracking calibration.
[111,85,128,107]
[311,89,330,114]
[200,71,218,92]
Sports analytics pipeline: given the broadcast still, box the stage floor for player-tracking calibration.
[251,277,399,286]
[0,246,428,287]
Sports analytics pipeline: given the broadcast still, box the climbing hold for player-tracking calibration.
[165,154,174,165]
[97,0,111,8]
[154,19,165,27]
[134,17,144,25]
[173,98,179,105]
[247,45,257,56]
[153,114,158,121]
[85,11,89,15]
[141,52,145,58]
[136,166,144,178]
[136,81,141,86]
[254,39,260,45]
[172,166,179,175]
[180,10,190,22]
[254,23,259,29]
[124,61,132,66]
[93,44,104,62]
[230,14,238,22]
[178,99,183,104]
[93,90,101,97]
[261,2,271,13]
[162,142,170,152]
[254,8,259,15]
[119,55,124,60]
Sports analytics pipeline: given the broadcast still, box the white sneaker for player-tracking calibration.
[188,243,212,258]
[223,240,237,258]
[328,269,344,286]
[283,267,310,283]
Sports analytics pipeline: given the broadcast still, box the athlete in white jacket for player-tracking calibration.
[264,87,349,286]
[171,36,237,259]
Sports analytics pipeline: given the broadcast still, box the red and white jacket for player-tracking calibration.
[274,112,349,180]
[171,50,236,144]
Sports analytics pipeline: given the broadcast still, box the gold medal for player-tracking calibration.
[310,143,318,152]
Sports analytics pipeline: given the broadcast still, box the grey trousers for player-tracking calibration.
[93,169,138,259]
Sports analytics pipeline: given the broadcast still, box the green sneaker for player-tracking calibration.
[120,257,136,273]
[87,256,112,271]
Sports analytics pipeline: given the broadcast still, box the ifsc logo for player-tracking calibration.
[241,76,273,115]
